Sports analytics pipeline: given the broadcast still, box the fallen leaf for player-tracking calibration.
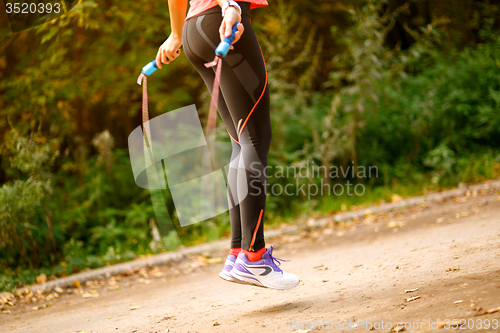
[314,265,328,271]
[406,296,421,302]
[213,322,220,326]
[0,295,11,305]
[390,325,406,332]
[454,300,463,304]
[363,215,376,224]
[82,293,99,298]
[54,287,64,293]
[138,278,152,285]
[138,268,149,279]
[405,288,419,293]
[306,218,316,227]
[36,273,47,284]
[16,287,29,296]
[484,307,500,314]
[73,280,81,287]
[207,257,223,264]
[130,306,141,310]
[323,228,334,235]
[446,266,460,272]
[32,305,45,311]
[386,221,407,228]
[391,194,403,203]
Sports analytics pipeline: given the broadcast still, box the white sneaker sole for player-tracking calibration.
[218,269,235,281]
[230,269,300,290]
[219,269,253,285]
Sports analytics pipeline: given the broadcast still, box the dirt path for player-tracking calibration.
[1,188,500,333]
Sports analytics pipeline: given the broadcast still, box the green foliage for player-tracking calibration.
[0,129,59,269]
[0,178,47,268]
[359,45,500,188]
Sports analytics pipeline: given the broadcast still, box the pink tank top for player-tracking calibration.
[186,0,268,20]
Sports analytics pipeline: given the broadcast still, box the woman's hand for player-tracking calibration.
[156,33,182,68]
[219,7,244,50]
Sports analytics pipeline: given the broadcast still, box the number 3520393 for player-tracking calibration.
[5,2,61,14]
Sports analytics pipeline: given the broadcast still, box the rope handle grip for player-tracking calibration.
[142,60,159,76]
[215,22,239,57]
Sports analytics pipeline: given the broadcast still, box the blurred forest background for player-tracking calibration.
[0,0,499,291]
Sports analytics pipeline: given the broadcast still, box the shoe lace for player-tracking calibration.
[268,245,289,273]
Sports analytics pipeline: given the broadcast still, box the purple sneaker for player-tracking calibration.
[219,253,253,285]
[219,254,237,281]
[230,246,300,290]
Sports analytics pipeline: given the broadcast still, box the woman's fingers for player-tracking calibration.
[156,51,163,69]
[165,49,180,64]
[156,35,182,68]
[225,20,234,37]
[219,22,226,44]
[156,48,181,68]
[232,23,244,44]
[228,23,245,50]
[161,51,170,65]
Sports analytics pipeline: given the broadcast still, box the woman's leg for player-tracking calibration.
[183,3,270,253]
[182,3,299,290]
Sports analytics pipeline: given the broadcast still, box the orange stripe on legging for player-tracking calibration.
[249,209,263,251]
[227,130,240,145]
[238,44,268,142]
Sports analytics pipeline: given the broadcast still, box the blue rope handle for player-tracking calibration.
[215,22,238,57]
[141,59,159,76]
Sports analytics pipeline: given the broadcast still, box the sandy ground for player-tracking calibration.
[1,188,500,333]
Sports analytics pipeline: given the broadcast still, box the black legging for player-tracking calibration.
[182,2,270,252]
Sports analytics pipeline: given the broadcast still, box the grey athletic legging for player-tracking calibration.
[182,2,270,252]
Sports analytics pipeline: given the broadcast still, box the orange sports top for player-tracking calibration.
[186,0,268,20]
